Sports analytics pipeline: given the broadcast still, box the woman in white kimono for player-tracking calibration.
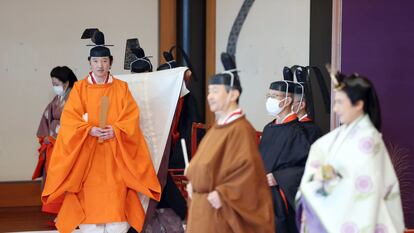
[296,73,405,233]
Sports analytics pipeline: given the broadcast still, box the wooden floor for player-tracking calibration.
[0,206,56,232]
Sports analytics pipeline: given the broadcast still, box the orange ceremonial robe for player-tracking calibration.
[41,78,161,233]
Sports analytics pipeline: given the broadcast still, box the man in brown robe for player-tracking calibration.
[185,53,274,233]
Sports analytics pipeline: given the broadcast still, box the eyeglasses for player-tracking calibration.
[266,94,286,99]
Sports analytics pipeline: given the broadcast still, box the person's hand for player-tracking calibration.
[99,125,114,141]
[267,173,277,187]
[186,182,193,199]
[207,190,222,209]
[89,127,103,137]
[89,126,114,141]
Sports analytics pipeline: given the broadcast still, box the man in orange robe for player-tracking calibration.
[41,30,161,233]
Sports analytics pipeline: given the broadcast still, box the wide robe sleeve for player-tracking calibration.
[214,127,274,233]
[109,83,161,231]
[41,82,93,202]
[110,83,161,200]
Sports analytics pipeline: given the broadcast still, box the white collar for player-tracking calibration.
[217,108,244,125]
[298,114,308,121]
[87,72,113,84]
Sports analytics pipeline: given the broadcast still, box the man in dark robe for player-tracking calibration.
[292,83,322,144]
[259,80,310,233]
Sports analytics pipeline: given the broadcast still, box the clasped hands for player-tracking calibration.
[89,126,114,141]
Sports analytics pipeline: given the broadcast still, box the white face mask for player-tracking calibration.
[266,97,285,116]
[266,80,290,117]
[53,86,65,96]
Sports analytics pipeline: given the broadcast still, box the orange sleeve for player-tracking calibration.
[110,83,161,201]
[42,82,94,204]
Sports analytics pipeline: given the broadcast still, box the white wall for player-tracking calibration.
[216,0,310,130]
[0,0,158,181]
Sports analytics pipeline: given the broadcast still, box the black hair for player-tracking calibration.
[337,73,382,131]
[50,66,78,88]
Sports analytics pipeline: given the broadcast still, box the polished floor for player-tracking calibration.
[0,206,57,233]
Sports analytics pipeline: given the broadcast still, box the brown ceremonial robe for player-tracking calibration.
[186,116,275,233]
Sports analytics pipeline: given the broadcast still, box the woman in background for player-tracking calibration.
[296,73,405,233]
[32,66,77,214]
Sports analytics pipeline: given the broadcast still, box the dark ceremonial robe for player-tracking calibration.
[259,115,310,233]
[299,116,322,144]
